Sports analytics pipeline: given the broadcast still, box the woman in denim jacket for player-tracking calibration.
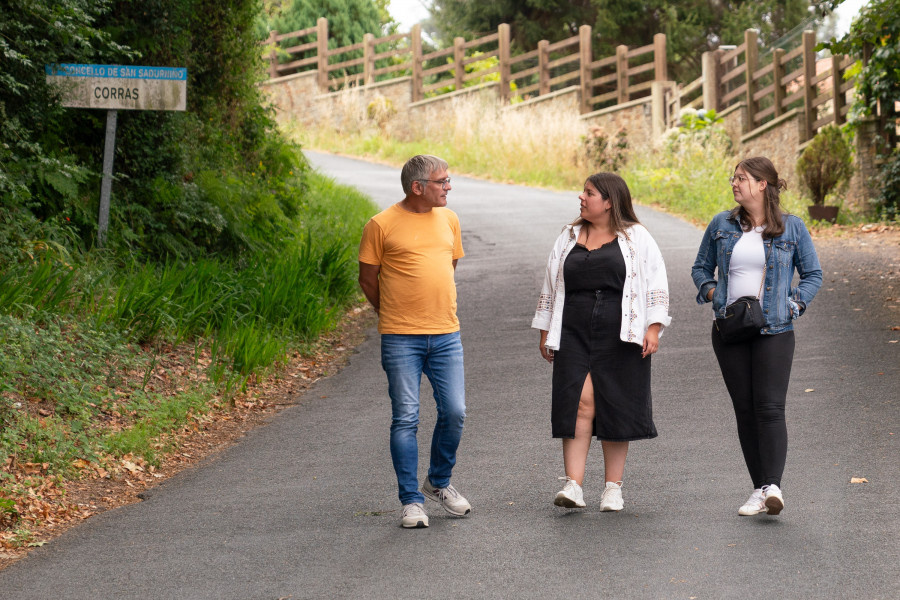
[533,173,671,512]
[692,157,822,517]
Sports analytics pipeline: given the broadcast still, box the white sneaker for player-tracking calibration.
[400,503,429,528]
[762,484,784,515]
[422,480,472,516]
[738,488,767,516]
[599,481,624,511]
[554,477,586,508]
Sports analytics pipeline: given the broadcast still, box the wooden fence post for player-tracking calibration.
[701,50,721,112]
[616,44,629,104]
[653,33,667,81]
[499,24,511,104]
[773,48,786,119]
[744,29,758,132]
[832,54,846,126]
[412,24,423,102]
[579,25,593,114]
[363,33,375,85]
[801,30,817,142]
[538,40,550,96]
[316,17,329,91]
[266,30,279,79]
[453,37,465,92]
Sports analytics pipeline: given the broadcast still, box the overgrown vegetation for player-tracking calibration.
[824,0,900,219]
[1,0,379,547]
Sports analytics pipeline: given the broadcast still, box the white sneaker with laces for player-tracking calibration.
[599,481,624,511]
[554,477,586,508]
[400,503,429,528]
[422,480,472,516]
[738,488,767,516]
[762,484,784,515]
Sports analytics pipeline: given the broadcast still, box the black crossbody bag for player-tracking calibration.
[715,245,770,344]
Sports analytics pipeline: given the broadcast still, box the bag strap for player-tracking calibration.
[755,244,771,300]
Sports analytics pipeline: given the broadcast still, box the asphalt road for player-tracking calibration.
[1,152,897,599]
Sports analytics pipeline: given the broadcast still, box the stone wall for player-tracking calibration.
[260,69,875,210]
[738,109,804,181]
[581,97,654,152]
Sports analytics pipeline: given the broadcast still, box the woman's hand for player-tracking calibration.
[642,324,661,358]
[539,330,554,363]
[706,286,715,301]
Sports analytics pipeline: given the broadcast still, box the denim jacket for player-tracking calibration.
[691,211,823,334]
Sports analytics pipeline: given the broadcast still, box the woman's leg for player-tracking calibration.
[711,324,763,488]
[562,374,595,485]
[751,331,795,487]
[601,441,629,483]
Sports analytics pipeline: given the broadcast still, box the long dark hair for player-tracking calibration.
[573,172,641,234]
[731,157,788,238]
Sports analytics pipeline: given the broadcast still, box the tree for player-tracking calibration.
[1,0,305,260]
[429,0,826,81]
[267,0,389,46]
[824,0,900,218]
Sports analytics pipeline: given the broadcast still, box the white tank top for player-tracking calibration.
[727,227,766,304]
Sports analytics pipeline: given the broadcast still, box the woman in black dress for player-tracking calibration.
[532,173,671,510]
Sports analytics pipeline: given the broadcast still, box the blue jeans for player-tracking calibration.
[381,332,466,505]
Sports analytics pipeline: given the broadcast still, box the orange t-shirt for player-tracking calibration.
[359,203,464,334]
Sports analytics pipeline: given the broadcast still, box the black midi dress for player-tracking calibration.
[551,240,657,441]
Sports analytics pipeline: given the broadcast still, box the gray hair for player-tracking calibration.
[400,155,449,195]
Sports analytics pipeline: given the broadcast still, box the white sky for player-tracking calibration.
[388,0,430,32]
[387,0,868,37]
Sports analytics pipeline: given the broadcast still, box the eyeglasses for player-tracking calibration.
[420,177,451,190]
[729,175,755,185]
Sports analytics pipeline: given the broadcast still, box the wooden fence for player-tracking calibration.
[701,29,854,141]
[262,18,668,114]
[262,19,855,143]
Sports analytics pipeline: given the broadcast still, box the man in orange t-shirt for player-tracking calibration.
[358,155,471,529]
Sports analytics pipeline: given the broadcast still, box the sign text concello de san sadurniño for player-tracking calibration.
[45,64,187,111]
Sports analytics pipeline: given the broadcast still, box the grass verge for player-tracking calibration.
[0,170,378,550]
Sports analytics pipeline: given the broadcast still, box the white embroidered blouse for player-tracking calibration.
[531,223,672,350]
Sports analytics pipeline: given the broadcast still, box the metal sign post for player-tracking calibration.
[98,109,117,247]
[46,63,188,247]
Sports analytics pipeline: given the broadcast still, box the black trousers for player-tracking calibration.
[711,324,795,488]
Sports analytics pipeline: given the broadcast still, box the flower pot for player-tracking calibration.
[807,205,839,223]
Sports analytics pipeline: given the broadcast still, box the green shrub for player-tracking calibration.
[796,125,855,206]
[873,150,900,220]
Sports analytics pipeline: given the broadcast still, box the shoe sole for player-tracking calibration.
[738,507,767,516]
[401,519,429,528]
[554,495,585,508]
[765,497,784,515]
[599,505,623,512]
[422,490,471,516]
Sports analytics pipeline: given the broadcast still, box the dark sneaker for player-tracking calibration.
[422,480,471,516]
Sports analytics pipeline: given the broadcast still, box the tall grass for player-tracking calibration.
[291,93,824,226]
[626,132,810,226]
[0,170,378,482]
[290,92,591,190]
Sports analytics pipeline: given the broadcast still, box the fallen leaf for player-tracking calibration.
[804,388,815,393]
[850,477,868,484]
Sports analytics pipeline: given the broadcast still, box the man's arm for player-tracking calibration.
[358,261,381,313]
